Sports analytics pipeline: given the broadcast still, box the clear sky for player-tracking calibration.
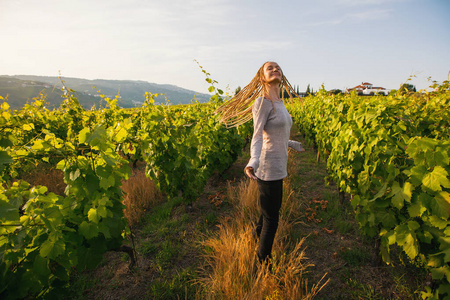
[1,0,449,95]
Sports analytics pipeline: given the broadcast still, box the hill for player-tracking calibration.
[0,75,211,110]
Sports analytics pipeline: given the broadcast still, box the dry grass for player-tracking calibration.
[121,169,165,228]
[198,178,328,299]
[20,164,66,196]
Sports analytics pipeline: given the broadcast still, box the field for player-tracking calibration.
[1,79,449,299]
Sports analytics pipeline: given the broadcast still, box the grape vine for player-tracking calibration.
[288,81,450,299]
[0,72,250,298]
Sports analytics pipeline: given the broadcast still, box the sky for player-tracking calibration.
[1,0,449,95]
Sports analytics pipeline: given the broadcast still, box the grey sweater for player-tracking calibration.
[246,97,298,181]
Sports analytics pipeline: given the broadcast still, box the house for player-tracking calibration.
[345,82,390,95]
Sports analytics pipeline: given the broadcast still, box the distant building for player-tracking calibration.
[345,82,390,95]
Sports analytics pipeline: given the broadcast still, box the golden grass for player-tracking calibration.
[121,169,164,228]
[20,164,66,196]
[198,178,328,299]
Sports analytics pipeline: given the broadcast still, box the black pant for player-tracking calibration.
[255,178,283,262]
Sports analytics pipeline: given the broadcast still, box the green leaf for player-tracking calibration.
[434,148,449,166]
[408,202,427,217]
[85,173,100,195]
[114,127,128,143]
[79,221,99,239]
[427,215,449,230]
[53,262,70,281]
[88,208,100,223]
[0,150,13,165]
[370,182,387,201]
[31,140,44,150]
[33,255,51,278]
[40,235,65,259]
[418,230,433,244]
[97,205,108,218]
[431,192,450,219]
[431,265,450,282]
[78,127,90,144]
[390,181,413,209]
[98,222,111,239]
[15,149,28,156]
[395,224,419,260]
[100,174,115,189]
[56,159,67,170]
[379,210,397,228]
[88,126,107,148]
[0,137,13,147]
[22,123,35,131]
[410,164,427,186]
[408,220,420,231]
[427,254,443,268]
[423,166,450,192]
[0,199,20,222]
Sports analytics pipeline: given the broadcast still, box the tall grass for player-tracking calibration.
[20,163,66,196]
[122,169,164,228]
[198,178,328,299]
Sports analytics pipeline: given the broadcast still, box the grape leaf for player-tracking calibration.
[40,237,65,259]
[423,166,450,192]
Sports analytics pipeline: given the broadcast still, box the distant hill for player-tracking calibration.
[0,75,211,110]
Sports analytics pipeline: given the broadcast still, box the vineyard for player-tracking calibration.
[288,80,450,299]
[0,76,449,299]
[0,72,251,299]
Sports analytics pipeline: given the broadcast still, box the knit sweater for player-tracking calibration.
[246,97,298,181]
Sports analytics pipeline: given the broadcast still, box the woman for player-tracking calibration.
[216,61,304,264]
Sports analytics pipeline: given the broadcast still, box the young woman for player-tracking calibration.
[216,61,304,264]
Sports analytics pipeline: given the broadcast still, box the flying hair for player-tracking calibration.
[215,61,299,128]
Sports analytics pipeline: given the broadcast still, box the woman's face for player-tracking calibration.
[263,62,282,84]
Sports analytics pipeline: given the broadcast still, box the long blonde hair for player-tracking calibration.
[215,61,298,127]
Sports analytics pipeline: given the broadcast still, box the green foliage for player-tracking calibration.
[138,94,246,203]
[0,97,131,298]
[287,80,450,299]
[0,72,251,298]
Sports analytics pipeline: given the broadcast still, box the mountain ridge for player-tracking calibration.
[0,75,211,110]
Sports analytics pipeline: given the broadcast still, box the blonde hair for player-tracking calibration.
[215,62,299,127]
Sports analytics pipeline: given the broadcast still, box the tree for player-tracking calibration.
[234,86,241,96]
[305,84,311,96]
[328,89,343,95]
[399,83,416,94]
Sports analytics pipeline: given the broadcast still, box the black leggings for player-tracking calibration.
[255,178,283,262]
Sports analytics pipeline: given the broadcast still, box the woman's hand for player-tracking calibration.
[244,166,258,180]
